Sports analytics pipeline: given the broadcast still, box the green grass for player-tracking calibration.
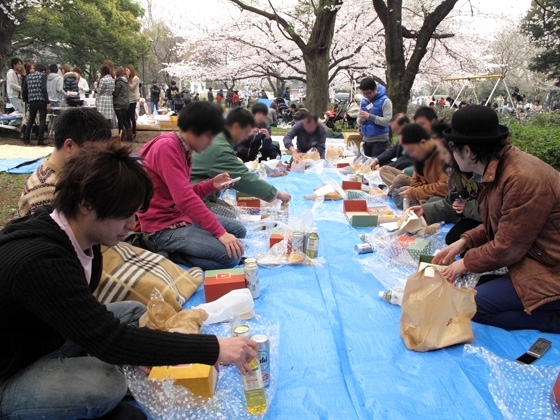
[0,172,27,228]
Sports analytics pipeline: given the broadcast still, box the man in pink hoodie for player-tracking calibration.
[138,102,247,270]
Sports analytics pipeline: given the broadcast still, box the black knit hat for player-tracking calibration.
[401,123,430,144]
[443,105,509,144]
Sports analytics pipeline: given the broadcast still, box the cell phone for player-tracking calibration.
[221,177,241,188]
[516,338,552,364]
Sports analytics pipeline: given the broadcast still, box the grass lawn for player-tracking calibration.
[0,172,27,227]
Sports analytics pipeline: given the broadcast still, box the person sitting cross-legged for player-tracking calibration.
[138,101,247,270]
[0,143,257,420]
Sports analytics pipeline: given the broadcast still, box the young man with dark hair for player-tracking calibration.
[47,64,65,107]
[22,63,50,145]
[371,113,412,174]
[149,80,161,115]
[192,107,291,212]
[207,87,214,102]
[283,113,327,162]
[434,105,560,333]
[390,123,448,209]
[138,102,247,270]
[6,58,23,117]
[413,106,438,133]
[236,103,279,163]
[0,144,256,420]
[166,81,179,109]
[282,87,291,102]
[18,107,113,217]
[358,77,393,158]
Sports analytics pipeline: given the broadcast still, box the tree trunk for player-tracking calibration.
[303,52,330,114]
[0,14,18,76]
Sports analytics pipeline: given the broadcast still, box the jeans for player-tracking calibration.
[8,97,22,126]
[24,101,47,144]
[363,140,390,158]
[150,99,158,115]
[151,216,247,270]
[474,275,560,333]
[0,301,146,420]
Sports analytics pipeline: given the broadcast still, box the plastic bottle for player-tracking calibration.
[305,228,319,259]
[379,289,403,306]
[242,358,268,414]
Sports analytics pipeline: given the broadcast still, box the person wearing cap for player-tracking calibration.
[390,123,448,209]
[434,105,560,333]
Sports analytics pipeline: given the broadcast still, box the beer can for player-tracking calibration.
[244,258,260,299]
[355,173,364,183]
[355,243,374,254]
[292,231,305,253]
[252,334,270,387]
[232,324,251,338]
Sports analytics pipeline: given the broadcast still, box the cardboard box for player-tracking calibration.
[269,230,285,248]
[367,206,399,224]
[204,268,246,302]
[149,363,219,398]
[237,197,261,208]
[343,132,362,149]
[342,180,362,191]
[417,255,449,277]
[407,238,431,261]
[553,373,560,406]
[159,120,177,130]
[343,200,378,227]
[337,162,351,168]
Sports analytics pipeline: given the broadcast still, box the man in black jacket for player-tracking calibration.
[22,64,50,145]
[373,113,413,185]
[0,144,256,420]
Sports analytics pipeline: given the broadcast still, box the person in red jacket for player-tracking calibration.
[137,101,246,270]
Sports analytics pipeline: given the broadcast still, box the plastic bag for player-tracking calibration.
[125,315,280,420]
[465,345,560,420]
[196,289,255,325]
[400,267,477,352]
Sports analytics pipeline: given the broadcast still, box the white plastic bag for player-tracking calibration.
[196,289,254,325]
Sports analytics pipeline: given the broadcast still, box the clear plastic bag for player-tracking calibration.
[124,315,280,420]
[465,345,560,420]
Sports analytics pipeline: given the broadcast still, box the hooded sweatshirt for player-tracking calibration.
[0,208,219,379]
[47,72,65,104]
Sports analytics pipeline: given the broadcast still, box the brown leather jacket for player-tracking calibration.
[410,145,449,201]
[462,145,560,313]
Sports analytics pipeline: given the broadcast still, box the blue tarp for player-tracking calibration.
[182,170,560,419]
[0,157,43,174]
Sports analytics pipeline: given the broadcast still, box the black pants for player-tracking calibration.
[24,101,47,144]
[445,218,482,245]
[363,140,390,158]
[127,102,137,135]
[115,108,130,131]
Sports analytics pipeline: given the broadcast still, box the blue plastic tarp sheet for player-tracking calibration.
[182,170,560,420]
[0,157,43,173]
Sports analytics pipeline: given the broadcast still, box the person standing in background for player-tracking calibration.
[216,89,224,106]
[6,58,23,122]
[126,64,140,140]
[61,65,82,107]
[358,77,393,158]
[282,87,291,102]
[207,87,214,103]
[95,64,115,127]
[47,64,65,107]
[113,67,131,142]
[150,80,161,115]
[73,67,89,98]
[22,63,49,146]
[19,62,34,139]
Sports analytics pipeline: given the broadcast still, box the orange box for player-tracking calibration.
[204,268,246,302]
[237,197,261,208]
[149,363,219,398]
[337,162,350,168]
[368,205,399,223]
[554,373,560,406]
[342,181,362,191]
[269,230,285,248]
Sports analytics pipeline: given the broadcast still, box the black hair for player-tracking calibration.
[54,108,112,149]
[289,104,297,109]
[413,106,438,122]
[304,113,319,123]
[285,87,290,91]
[10,58,22,69]
[49,64,58,73]
[431,121,450,139]
[54,143,153,220]
[35,64,46,73]
[359,77,377,92]
[225,107,255,128]
[251,103,268,116]
[453,138,508,164]
[171,81,176,85]
[178,101,224,135]
[391,113,410,126]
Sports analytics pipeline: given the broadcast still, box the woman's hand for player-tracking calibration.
[452,200,466,214]
[409,205,424,218]
[218,232,244,259]
[217,337,257,375]
[212,173,233,190]
[433,238,468,265]
[441,259,467,283]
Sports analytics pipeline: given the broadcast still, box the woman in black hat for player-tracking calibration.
[434,105,560,333]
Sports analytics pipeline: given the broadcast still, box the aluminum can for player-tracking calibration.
[252,334,270,387]
[292,231,305,253]
[244,258,260,298]
[355,243,374,254]
[232,324,251,338]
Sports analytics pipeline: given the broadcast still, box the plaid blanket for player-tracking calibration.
[94,242,202,311]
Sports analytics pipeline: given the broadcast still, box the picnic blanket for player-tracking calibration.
[0,144,53,173]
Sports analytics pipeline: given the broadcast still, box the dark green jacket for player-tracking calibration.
[191,131,278,202]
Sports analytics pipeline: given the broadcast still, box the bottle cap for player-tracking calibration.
[378,291,385,298]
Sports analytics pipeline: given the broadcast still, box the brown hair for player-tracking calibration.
[115,66,126,79]
[60,64,71,74]
[99,64,111,78]
[54,143,153,220]
[125,64,136,82]
[102,59,114,77]
[23,61,35,76]
[73,66,82,75]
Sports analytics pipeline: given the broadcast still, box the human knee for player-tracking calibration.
[82,363,128,416]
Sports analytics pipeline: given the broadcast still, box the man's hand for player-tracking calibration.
[433,238,468,265]
[218,232,244,259]
[276,191,291,204]
[399,186,413,200]
[358,110,369,122]
[212,172,233,190]
[409,205,424,218]
[452,200,466,214]
[441,259,467,283]
[259,128,270,138]
[291,150,302,164]
[369,158,379,169]
[217,337,257,375]
[249,127,259,136]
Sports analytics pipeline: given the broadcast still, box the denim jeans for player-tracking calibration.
[0,301,146,420]
[151,216,247,270]
[150,100,158,115]
[362,140,390,158]
[474,275,560,333]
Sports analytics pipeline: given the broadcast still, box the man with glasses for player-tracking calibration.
[358,77,393,158]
